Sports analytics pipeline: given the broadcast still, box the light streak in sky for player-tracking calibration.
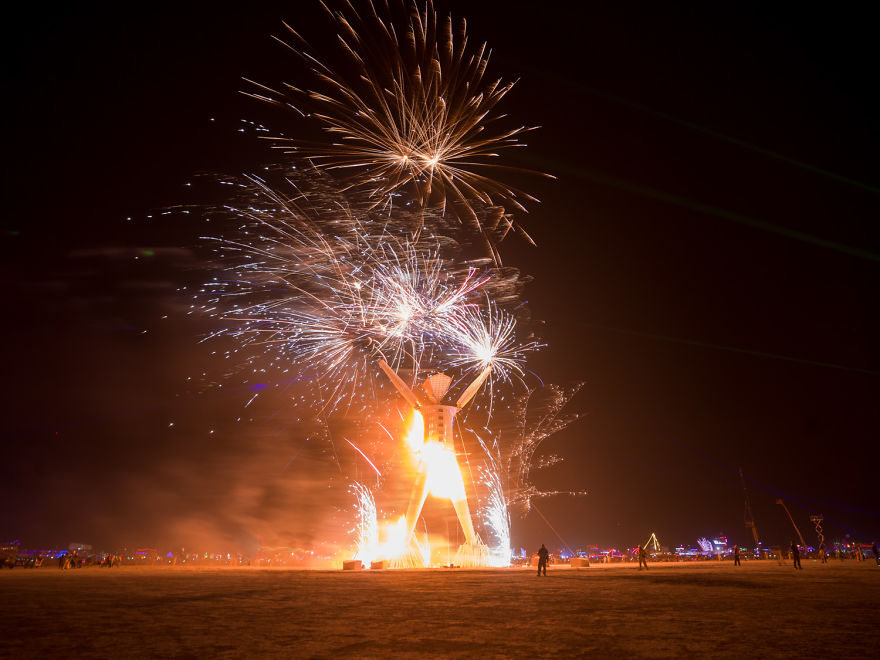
[345,438,381,478]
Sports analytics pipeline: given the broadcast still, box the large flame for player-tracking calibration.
[353,508,413,567]
[422,442,467,500]
[379,516,409,559]
[403,409,425,452]
[350,408,479,567]
[404,410,467,500]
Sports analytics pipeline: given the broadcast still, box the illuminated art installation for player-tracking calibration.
[378,359,491,566]
[189,0,584,569]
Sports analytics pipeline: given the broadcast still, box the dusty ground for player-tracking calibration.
[1,560,878,658]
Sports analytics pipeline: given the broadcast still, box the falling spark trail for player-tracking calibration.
[345,438,382,477]
[281,437,310,472]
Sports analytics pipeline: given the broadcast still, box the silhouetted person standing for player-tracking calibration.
[733,545,741,566]
[790,541,802,570]
[638,545,648,570]
[873,542,879,566]
[537,544,549,576]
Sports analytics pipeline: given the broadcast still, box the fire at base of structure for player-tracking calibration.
[348,364,505,568]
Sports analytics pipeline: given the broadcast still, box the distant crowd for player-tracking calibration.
[524,539,880,572]
[782,541,879,570]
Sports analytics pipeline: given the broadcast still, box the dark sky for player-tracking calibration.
[4,1,878,553]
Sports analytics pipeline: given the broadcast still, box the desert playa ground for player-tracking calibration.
[1,560,877,658]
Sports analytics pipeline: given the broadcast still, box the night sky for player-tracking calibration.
[4,2,878,554]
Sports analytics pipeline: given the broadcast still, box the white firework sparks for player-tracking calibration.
[196,171,536,412]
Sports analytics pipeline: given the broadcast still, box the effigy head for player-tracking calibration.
[422,373,452,403]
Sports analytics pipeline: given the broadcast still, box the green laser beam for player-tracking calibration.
[523,153,880,263]
[577,321,879,376]
[558,81,880,196]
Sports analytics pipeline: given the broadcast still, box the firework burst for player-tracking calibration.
[244,0,552,262]
[502,382,585,516]
[195,169,537,413]
[178,1,581,568]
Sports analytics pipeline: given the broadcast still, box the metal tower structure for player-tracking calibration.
[810,514,824,549]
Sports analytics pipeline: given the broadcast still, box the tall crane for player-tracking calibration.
[776,498,806,549]
[739,468,760,546]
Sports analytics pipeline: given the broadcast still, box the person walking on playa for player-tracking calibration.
[638,544,649,571]
[790,541,802,570]
[872,542,879,566]
[536,544,549,577]
[818,542,827,564]
[733,545,741,567]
